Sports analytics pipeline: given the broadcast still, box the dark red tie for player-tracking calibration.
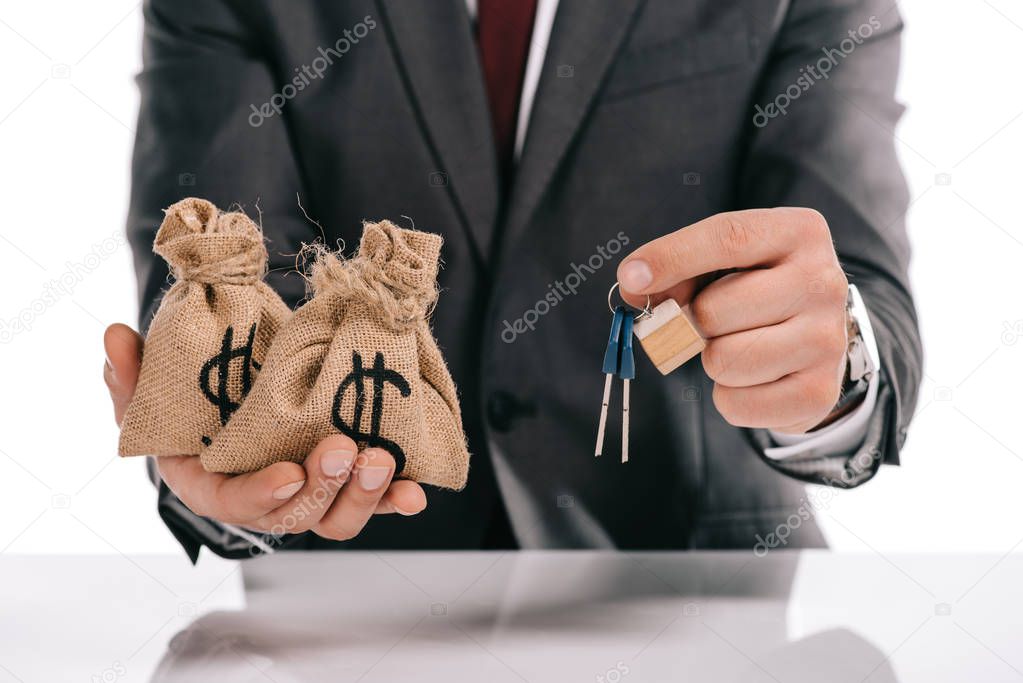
[477,0,538,186]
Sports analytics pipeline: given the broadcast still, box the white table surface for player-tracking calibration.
[1,550,1021,682]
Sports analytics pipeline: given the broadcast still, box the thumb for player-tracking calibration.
[618,271,715,314]
[104,323,143,425]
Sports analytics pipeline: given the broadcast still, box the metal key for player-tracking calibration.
[619,311,636,463]
[595,306,625,457]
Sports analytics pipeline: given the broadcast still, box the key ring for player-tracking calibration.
[608,282,652,320]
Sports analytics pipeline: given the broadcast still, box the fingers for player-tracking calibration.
[619,274,711,316]
[617,208,828,296]
[713,368,843,434]
[701,315,845,388]
[157,455,307,525]
[157,433,424,540]
[103,323,143,425]
[313,448,396,541]
[689,267,813,337]
[252,434,358,533]
[703,305,847,431]
[251,439,425,534]
[375,480,428,515]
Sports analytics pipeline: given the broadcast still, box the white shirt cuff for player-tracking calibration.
[764,284,880,461]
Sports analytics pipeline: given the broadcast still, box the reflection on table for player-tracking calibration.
[2,551,1021,682]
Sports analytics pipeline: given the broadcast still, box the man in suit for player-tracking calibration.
[103,0,920,561]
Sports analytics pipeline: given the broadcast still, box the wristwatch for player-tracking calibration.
[812,286,876,430]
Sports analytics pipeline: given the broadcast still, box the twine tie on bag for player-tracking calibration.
[310,255,437,331]
[173,247,266,286]
[308,223,439,331]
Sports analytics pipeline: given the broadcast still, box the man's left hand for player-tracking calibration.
[617,208,849,434]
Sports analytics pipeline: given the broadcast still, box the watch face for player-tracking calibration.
[846,309,860,343]
[848,333,875,382]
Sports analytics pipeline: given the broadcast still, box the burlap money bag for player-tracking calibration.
[119,198,291,458]
[201,220,470,490]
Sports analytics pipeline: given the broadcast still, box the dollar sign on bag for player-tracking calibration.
[332,351,411,468]
[198,324,260,445]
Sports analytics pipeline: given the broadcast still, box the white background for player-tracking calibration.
[0,0,1021,557]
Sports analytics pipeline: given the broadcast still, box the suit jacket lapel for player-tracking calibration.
[376,0,499,266]
[501,0,644,254]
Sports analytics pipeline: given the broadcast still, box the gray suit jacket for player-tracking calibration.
[129,0,920,560]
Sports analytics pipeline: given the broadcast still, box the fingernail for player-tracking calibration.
[272,480,305,500]
[619,260,653,292]
[321,449,356,478]
[391,504,419,516]
[358,466,391,491]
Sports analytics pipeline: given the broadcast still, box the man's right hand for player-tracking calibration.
[103,323,426,541]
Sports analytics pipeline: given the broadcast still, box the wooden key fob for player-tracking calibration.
[633,299,705,375]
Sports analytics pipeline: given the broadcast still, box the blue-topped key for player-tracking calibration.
[618,311,635,380]
[595,307,625,456]
[602,307,625,374]
[618,311,635,463]
[596,283,648,463]
[596,307,637,460]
